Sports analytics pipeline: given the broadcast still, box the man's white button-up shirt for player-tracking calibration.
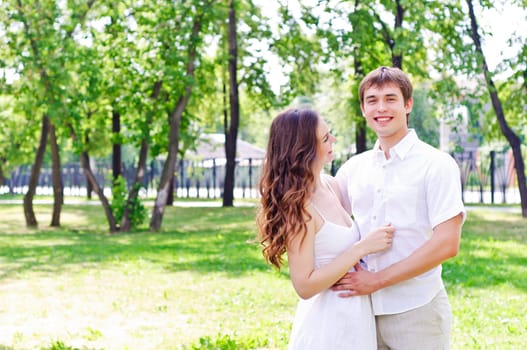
[336,130,465,315]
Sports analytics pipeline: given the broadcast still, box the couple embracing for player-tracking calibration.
[257,66,465,350]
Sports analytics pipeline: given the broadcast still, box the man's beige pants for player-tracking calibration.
[376,289,452,350]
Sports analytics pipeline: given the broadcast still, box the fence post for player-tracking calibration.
[490,150,495,204]
[212,159,217,199]
[248,158,253,198]
[179,159,185,199]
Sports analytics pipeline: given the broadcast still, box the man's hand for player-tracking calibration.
[331,264,380,297]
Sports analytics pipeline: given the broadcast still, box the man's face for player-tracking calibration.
[360,83,413,144]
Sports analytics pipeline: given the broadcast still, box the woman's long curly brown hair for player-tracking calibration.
[256,109,320,269]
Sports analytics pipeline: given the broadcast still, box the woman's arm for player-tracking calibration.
[287,211,394,299]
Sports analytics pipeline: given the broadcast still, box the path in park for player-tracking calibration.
[464,205,521,213]
[0,198,521,213]
[0,198,256,207]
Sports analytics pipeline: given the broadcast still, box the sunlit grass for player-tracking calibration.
[445,209,527,350]
[0,203,294,349]
[0,203,525,349]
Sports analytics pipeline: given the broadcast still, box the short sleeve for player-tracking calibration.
[426,153,466,228]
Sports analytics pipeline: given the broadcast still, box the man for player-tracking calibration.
[334,66,465,349]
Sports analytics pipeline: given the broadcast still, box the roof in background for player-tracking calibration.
[188,133,265,160]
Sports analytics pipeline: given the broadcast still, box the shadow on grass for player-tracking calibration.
[7,205,523,292]
[0,205,271,281]
[444,210,527,293]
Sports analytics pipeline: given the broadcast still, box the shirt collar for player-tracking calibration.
[373,129,418,161]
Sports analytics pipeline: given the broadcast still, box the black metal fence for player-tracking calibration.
[1,158,264,200]
[452,149,520,204]
[0,150,522,204]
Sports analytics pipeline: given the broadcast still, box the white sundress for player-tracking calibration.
[288,209,377,350]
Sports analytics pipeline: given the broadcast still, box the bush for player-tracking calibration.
[183,333,269,350]
[41,340,79,350]
[110,175,147,229]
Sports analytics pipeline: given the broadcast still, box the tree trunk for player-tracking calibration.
[49,123,63,227]
[121,81,162,232]
[120,138,149,232]
[353,45,367,154]
[466,0,527,217]
[0,162,4,189]
[223,0,239,207]
[64,118,118,232]
[150,13,204,231]
[84,120,93,200]
[355,118,367,154]
[167,173,175,205]
[80,151,118,232]
[17,0,95,221]
[112,108,122,181]
[23,114,50,227]
[391,0,404,69]
[86,160,93,199]
[150,101,184,231]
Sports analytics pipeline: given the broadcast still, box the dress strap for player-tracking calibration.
[310,203,326,222]
[319,175,354,228]
[323,176,340,199]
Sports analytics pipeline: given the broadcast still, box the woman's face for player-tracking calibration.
[315,117,336,167]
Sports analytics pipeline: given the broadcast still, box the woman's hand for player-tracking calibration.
[356,224,395,255]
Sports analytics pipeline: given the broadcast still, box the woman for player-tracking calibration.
[256,109,395,349]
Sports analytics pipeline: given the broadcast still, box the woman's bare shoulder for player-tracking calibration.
[321,173,339,189]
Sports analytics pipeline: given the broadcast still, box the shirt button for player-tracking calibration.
[376,188,381,193]
[372,215,377,220]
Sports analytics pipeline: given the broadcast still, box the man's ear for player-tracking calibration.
[405,97,414,114]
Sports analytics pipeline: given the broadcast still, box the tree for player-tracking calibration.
[187,0,276,206]
[150,0,213,231]
[23,116,50,226]
[5,0,97,227]
[466,0,527,217]
[96,1,165,232]
[222,0,239,207]
[120,81,163,232]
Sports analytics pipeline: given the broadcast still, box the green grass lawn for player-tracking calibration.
[0,202,525,349]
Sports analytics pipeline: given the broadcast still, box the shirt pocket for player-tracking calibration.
[385,185,418,225]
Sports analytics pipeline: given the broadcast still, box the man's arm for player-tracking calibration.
[332,213,463,297]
